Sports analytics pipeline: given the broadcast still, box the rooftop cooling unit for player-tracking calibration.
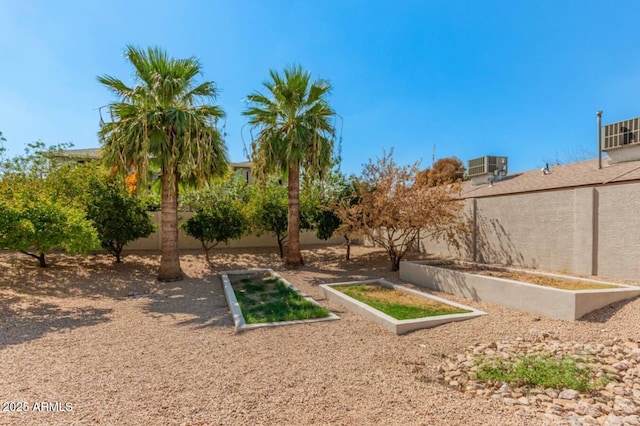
[603,117,640,150]
[467,156,508,178]
[602,116,640,163]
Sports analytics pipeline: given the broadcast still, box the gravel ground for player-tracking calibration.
[0,246,638,426]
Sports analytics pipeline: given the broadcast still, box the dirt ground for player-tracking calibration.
[1,245,638,425]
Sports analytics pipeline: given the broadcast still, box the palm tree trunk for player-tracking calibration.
[158,166,184,281]
[286,160,304,267]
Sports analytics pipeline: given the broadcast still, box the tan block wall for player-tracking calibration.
[416,182,640,281]
[418,191,577,272]
[125,212,344,251]
[473,190,576,271]
[596,182,640,280]
[418,200,474,259]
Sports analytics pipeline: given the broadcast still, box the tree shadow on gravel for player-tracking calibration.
[301,248,431,286]
[0,252,161,299]
[0,295,112,349]
[203,248,285,273]
[141,274,234,330]
[0,246,407,332]
[578,296,640,323]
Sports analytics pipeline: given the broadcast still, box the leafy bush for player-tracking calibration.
[181,199,247,261]
[0,142,100,266]
[247,179,289,258]
[0,195,99,267]
[179,175,249,260]
[86,178,154,262]
[301,170,359,260]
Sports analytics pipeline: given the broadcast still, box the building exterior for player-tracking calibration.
[54,147,255,181]
[419,157,640,281]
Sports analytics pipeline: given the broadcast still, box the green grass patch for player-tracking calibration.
[475,354,608,392]
[231,275,330,324]
[336,284,470,320]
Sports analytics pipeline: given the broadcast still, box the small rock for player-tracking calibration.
[536,394,552,402]
[502,397,519,405]
[586,404,602,418]
[465,383,483,391]
[574,403,589,416]
[623,416,640,425]
[542,412,563,423]
[604,414,627,426]
[597,402,613,414]
[517,397,530,405]
[613,387,626,396]
[553,398,577,409]
[545,388,559,398]
[613,397,637,415]
[499,383,512,393]
[576,415,599,425]
[559,389,580,400]
[600,390,615,399]
[613,361,630,371]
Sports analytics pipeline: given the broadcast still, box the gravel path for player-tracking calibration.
[0,246,638,425]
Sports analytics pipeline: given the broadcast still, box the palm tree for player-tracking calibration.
[243,65,336,266]
[98,46,228,281]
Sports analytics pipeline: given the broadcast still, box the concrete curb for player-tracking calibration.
[221,268,339,332]
[320,278,485,335]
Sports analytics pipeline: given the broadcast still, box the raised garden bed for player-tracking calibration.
[221,269,339,332]
[400,260,640,321]
[320,279,485,335]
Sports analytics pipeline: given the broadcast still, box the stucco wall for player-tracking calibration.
[596,182,640,280]
[417,182,640,281]
[125,211,344,251]
[474,190,576,271]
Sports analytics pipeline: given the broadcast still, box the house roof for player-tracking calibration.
[56,147,251,168]
[231,161,253,168]
[51,148,102,158]
[461,158,640,199]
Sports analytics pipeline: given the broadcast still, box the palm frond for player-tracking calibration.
[98,46,229,193]
[243,64,337,179]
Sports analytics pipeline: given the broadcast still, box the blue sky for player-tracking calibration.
[2,0,640,176]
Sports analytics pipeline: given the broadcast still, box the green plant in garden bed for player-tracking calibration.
[336,284,470,320]
[475,354,608,392]
[231,275,330,324]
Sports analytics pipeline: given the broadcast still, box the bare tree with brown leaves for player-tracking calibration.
[336,150,466,271]
[416,156,465,187]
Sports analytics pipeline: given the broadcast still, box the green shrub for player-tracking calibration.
[181,199,247,261]
[86,178,154,262]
